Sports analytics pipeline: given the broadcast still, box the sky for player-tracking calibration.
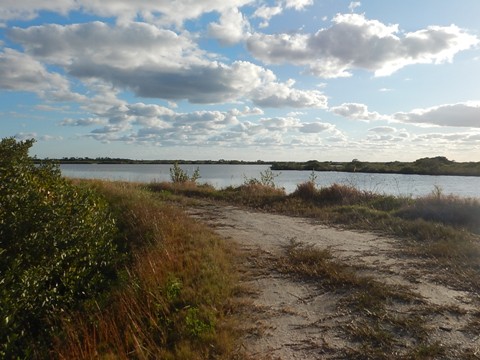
[1,1,480,162]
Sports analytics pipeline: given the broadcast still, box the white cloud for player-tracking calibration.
[0,48,82,101]
[253,5,283,28]
[259,117,301,132]
[284,0,312,10]
[330,103,382,121]
[299,122,335,133]
[0,0,254,26]
[368,126,396,134]
[392,102,480,128]
[60,117,106,126]
[252,79,328,108]
[348,2,361,12]
[247,13,478,78]
[0,0,75,22]
[208,7,250,45]
[10,22,326,107]
[9,22,207,69]
[14,132,37,141]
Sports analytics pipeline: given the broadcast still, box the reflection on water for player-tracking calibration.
[60,164,480,198]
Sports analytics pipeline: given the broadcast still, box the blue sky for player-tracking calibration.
[1,1,480,161]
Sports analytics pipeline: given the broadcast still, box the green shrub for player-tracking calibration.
[170,162,201,184]
[0,138,119,358]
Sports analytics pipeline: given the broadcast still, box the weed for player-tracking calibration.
[184,307,214,338]
[170,162,201,184]
[243,169,280,188]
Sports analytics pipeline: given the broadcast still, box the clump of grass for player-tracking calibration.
[291,182,377,207]
[291,180,318,201]
[396,188,480,233]
[52,181,240,359]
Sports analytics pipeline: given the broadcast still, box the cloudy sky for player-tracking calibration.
[1,0,480,161]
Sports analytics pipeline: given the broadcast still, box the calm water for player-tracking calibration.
[60,164,480,198]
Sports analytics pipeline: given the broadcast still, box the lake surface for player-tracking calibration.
[60,164,480,198]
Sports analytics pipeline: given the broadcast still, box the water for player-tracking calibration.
[60,163,480,198]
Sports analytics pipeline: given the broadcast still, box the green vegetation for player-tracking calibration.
[4,137,480,358]
[54,181,239,359]
[1,138,240,359]
[0,138,119,358]
[170,161,201,183]
[271,156,480,176]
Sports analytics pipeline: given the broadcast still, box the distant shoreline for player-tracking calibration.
[36,156,480,177]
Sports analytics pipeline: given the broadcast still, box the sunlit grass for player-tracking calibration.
[53,181,241,359]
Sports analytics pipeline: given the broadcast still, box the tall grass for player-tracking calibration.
[53,181,240,359]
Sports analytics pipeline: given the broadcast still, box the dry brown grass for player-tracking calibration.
[52,181,241,359]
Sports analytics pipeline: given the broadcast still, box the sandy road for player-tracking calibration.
[186,202,480,359]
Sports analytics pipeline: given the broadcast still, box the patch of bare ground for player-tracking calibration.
[187,202,480,359]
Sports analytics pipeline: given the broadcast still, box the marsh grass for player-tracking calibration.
[53,181,241,359]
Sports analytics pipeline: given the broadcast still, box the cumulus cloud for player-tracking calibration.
[299,122,335,133]
[0,0,254,26]
[259,116,301,131]
[284,0,313,10]
[0,0,75,22]
[208,7,250,45]
[0,48,82,101]
[392,102,480,128]
[10,22,326,107]
[9,22,207,69]
[247,13,478,78]
[253,5,283,28]
[60,117,106,126]
[368,126,397,133]
[330,103,383,121]
[251,79,328,108]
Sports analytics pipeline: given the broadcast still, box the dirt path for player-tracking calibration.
[187,202,480,359]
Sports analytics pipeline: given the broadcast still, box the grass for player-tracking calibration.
[276,241,465,359]
[148,179,480,292]
[52,181,242,359]
[48,175,479,358]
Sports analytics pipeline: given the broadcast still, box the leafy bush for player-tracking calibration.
[170,162,201,184]
[0,138,119,358]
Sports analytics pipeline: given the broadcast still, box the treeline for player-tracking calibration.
[36,157,269,165]
[271,157,480,177]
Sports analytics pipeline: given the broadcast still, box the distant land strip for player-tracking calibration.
[36,156,480,177]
